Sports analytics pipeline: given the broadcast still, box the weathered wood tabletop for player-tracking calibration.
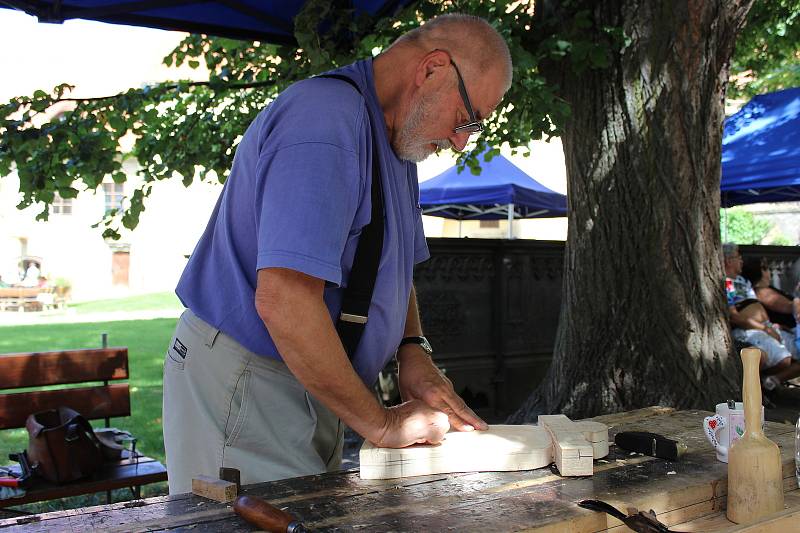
[2,407,798,532]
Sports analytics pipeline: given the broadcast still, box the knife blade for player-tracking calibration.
[614,431,687,461]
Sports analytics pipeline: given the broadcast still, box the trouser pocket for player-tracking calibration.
[224,369,251,447]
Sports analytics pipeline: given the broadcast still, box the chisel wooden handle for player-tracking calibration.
[233,495,308,532]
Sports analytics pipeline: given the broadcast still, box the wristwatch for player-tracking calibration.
[398,336,433,355]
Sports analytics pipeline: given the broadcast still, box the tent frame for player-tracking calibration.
[422,203,550,239]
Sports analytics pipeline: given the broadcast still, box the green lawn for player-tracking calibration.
[0,314,178,512]
[70,291,183,314]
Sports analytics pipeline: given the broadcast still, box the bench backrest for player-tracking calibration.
[0,287,44,298]
[0,348,130,430]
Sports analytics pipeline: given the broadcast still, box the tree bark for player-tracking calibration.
[510,0,754,422]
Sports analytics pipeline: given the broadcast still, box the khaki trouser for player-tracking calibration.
[162,309,343,494]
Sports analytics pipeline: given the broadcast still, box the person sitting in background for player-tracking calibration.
[20,262,40,288]
[722,243,800,391]
[741,256,800,358]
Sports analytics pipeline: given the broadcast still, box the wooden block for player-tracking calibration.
[539,414,608,476]
[192,475,237,503]
[360,424,553,480]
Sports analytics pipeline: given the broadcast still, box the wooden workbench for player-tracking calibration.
[1,407,798,532]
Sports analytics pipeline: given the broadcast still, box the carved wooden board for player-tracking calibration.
[360,425,554,480]
[360,421,610,480]
[538,414,610,476]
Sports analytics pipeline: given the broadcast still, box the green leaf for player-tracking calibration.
[108,116,127,133]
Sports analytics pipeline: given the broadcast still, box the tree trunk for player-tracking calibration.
[510,0,754,422]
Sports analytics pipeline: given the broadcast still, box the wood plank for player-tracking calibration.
[192,476,237,503]
[0,348,129,389]
[670,490,800,532]
[0,384,131,429]
[0,457,167,508]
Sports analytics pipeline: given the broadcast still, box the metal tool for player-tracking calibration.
[579,499,677,532]
[233,495,309,533]
[614,431,687,461]
[219,467,241,492]
[0,478,22,488]
[4,451,33,488]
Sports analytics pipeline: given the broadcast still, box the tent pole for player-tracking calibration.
[459,219,462,238]
[723,207,728,242]
[507,203,514,239]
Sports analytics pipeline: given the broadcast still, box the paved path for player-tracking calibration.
[0,308,183,327]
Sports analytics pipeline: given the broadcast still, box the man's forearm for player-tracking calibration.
[257,271,386,443]
[731,315,770,331]
[397,285,425,364]
[402,285,423,337]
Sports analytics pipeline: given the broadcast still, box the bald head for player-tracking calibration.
[391,14,513,92]
[373,14,513,162]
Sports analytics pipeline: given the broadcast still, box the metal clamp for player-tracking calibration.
[340,313,368,324]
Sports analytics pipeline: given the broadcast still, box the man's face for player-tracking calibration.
[393,60,505,163]
[394,90,452,162]
[725,252,743,276]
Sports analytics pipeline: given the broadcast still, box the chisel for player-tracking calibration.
[614,431,687,461]
[233,495,309,533]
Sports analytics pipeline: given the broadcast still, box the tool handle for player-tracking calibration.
[740,348,765,439]
[234,495,301,533]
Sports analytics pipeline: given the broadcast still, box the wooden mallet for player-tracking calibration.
[726,347,784,524]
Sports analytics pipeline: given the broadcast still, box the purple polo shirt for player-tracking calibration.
[176,59,429,385]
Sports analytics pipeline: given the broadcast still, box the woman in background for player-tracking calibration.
[741,256,800,356]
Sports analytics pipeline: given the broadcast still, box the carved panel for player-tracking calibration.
[415,255,495,283]
[416,290,466,340]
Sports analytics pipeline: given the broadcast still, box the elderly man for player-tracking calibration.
[163,14,513,493]
[723,243,800,391]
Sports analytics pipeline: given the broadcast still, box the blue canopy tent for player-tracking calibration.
[0,1,412,42]
[721,86,800,207]
[419,151,567,238]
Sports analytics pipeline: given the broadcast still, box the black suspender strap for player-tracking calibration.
[316,74,384,359]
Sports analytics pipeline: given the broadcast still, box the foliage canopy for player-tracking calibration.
[0,0,797,238]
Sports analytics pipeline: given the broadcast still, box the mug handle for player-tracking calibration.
[703,414,727,453]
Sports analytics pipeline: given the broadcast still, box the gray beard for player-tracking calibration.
[394,94,453,162]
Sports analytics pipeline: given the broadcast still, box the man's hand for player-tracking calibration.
[765,324,782,341]
[396,345,488,432]
[371,399,450,448]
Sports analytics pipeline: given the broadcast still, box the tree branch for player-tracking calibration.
[55,79,277,104]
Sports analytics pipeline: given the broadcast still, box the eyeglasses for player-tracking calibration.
[447,56,484,136]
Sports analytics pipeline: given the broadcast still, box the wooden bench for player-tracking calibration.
[0,347,167,508]
[0,288,59,312]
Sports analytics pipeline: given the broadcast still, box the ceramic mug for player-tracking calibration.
[703,401,765,463]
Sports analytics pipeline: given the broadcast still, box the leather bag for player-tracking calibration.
[26,406,104,484]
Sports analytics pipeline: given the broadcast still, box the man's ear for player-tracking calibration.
[414,49,450,87]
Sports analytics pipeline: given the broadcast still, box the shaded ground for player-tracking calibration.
[765,383,800,425]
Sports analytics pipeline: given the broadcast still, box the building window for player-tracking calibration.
[103,183,125,214]
[51,193,73,215]
[480,219,500,228]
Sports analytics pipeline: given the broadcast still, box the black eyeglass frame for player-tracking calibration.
[437,51,484,135]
